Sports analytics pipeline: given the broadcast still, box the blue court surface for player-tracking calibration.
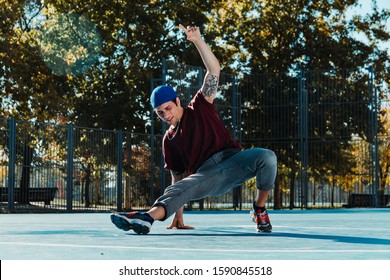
[1,208,390,260]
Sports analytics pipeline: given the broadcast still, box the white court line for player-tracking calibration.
[273,225,390,231]
[1,241,390,254]
[205,225,390,232]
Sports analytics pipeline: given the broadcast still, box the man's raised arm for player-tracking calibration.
[179,24,220,103]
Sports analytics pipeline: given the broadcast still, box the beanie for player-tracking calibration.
[150,85,178,109]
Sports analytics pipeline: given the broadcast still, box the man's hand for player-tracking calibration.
[166,206,194,230]
[166,217,194,229]
[179,24,201,43]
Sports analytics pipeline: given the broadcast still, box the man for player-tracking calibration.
[110,24,277,234]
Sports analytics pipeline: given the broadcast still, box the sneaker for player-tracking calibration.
[110,212,154,235]
[250,206,272,233]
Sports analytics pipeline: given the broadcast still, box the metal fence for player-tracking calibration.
[236,67,390,209]
[1,62,389,212]
[157,61,390,210]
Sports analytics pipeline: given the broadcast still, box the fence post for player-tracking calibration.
[117,130,123,211]
[159,59,167,196]
[298,70,309,209]
[66,124,73,211]
[150,79,156,205]
[7,117,16,211]
[231,74,242,210]
[149,59,166,204]
[231,75,238,142]
[369,66,380,207]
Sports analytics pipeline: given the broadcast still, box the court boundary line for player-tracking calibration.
[1,241,390,254]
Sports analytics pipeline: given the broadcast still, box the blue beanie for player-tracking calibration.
[150,85,178,109]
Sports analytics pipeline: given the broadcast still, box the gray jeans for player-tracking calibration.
[152,148,277,220]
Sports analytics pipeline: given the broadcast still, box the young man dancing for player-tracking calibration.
[110,24,277,234]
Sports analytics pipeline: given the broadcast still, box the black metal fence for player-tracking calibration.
[157,61,390,210]
[1,62,389,212]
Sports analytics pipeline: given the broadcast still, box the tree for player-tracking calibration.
[378,106,390,206]
[204,0,389,208]
[1,0,389,209]
[0,1,75,122]
[38,0,221,131]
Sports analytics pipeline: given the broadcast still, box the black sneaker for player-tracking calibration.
[110,212,154,235]
[250,206,272,233]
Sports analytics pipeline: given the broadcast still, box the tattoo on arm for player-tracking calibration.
[203,74,219,98]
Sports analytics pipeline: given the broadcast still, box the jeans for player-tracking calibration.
[152,148,277,220]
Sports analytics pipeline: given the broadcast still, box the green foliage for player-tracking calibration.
[207,0,389,74]
[0,0,389,208]
[1,0,388,129]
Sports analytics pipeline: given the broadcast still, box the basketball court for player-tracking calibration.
[1,208,390,260]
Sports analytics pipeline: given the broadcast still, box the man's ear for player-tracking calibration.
[175,97,181,107]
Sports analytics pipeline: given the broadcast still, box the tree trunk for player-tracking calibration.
[289,171,296,209]
[85,163,91,208]
[273,175,282,210]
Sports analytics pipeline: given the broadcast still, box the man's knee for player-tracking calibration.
[255,148,277,167]
[266,149,277,166]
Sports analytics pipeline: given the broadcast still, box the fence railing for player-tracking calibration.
[155,62,390,210]
[0,64,389,212]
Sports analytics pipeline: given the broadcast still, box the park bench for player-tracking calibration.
[0,187,58,205]
[347,193,390,208]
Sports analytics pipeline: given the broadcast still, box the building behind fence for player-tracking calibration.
[1,62,389,212]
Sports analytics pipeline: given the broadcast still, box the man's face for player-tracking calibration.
[155,98,182,126]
